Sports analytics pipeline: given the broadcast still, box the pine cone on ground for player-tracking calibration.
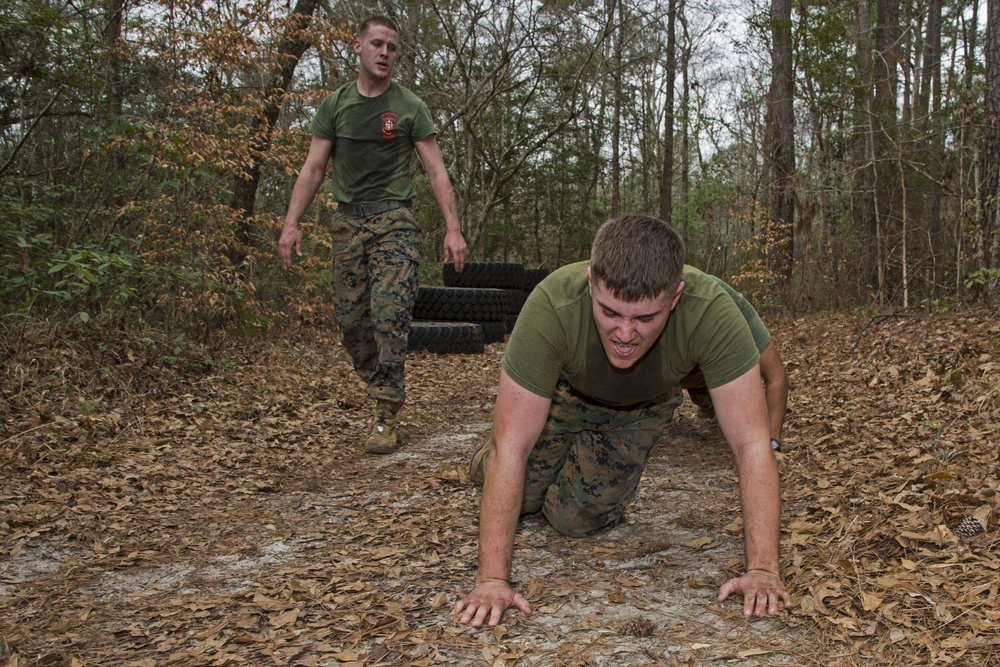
[953,505,992,538]
[617,617,655,638]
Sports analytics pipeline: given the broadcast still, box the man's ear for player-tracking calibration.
[670,281,685,310]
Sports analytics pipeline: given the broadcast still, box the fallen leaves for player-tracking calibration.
[1,309,998,666]
[782,308,1000,663]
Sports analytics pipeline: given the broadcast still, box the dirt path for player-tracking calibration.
[2,309,998,666]
[0,362,804,665]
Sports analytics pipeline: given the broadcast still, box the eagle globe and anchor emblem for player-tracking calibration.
[381,112,398,139]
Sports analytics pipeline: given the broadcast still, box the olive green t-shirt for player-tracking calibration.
[721,279,771,351]
[678,277,771,389]
[503,262,760,407]
[310,81,437,204]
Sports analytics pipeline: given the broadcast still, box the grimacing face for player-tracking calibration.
[587,268,684,369]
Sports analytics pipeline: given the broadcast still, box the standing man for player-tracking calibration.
[278,16,468,455]
[452,214,791,628]
[679,279,788,451]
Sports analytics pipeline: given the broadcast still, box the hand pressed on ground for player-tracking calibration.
[452,579,532,628]
[717,569,792,617]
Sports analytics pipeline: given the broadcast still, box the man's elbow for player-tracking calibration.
[761,357,787,388]
[770,366,788,390]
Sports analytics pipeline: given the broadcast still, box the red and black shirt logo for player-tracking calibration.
[381,112,398,139]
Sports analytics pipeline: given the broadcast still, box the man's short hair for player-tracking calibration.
[359,16,399,38]
[590,214,685,302]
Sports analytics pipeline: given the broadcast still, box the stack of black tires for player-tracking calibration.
[408,263,550,355]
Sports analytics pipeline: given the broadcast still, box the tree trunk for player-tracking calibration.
[979,0,1000,299]
[659,0,677,226]
[229,0,321,264]
[104,0,125,120]
[679,6,691,240]
[920,0,943,296]
[102,0,126,213]
[956,0,979,297]
[874,0,900,303]
[767,0,795,287]
[856,0,879,302]
[609,0,623,218]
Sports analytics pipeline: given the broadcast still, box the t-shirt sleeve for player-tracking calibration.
[309,90,342,141]
[715,280,772,353]
[411,100,437,141]
[693,294,761,389]
[502,288,565,398]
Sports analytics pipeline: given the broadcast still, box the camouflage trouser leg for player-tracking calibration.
[523,380,683,536]
[510,379,683,537]
[686,385,714,413]
[680,366,714,415]
[330,207,420,407]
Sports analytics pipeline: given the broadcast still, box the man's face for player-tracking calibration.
[588,268,684,370]
[354,24,398,82]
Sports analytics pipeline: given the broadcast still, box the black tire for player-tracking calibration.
[473,320,507,344]
[505,288,529,315]
[408,321,484,354]
[444,262,526,289]
[523,267,550,291]
[413,286,508,321]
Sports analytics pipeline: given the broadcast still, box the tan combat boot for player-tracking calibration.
[365,400,400,454]
[468,437,492,485]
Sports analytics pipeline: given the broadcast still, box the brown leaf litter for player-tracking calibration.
[1,307,998,666]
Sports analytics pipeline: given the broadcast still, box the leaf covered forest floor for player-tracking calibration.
[1,307,998,666]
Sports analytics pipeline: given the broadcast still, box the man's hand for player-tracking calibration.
[277,224,302,268]
[444,228,468,272]
[452,579,532,627]
[717,569,791,616]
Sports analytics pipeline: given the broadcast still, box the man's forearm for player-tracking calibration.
[284,168,324,228]
[764,384,787,441]
[429,174,461,234]
[475,371,550,585]
[476,451,525,583]
[759,345,787,442]
[414,137,461,234]
[738,451,782,573]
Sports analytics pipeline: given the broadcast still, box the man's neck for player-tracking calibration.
[356,76,391,98]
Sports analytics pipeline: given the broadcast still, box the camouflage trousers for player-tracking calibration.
[684,385,714,414]
[474,378,683,537]
[679,365,714,414]
[330,207,420,407]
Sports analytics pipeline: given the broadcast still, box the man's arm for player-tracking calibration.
[414,135,468,271]
[278,135,334,268]
[452,370,550,627]
[758,341,788,442]
[709,365,791,616]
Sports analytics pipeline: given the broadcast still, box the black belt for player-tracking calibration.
[337,200,411,217]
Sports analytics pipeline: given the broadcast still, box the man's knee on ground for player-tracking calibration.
[520,495,544,515]
[543,505,620,538]
[686,386,715,416]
